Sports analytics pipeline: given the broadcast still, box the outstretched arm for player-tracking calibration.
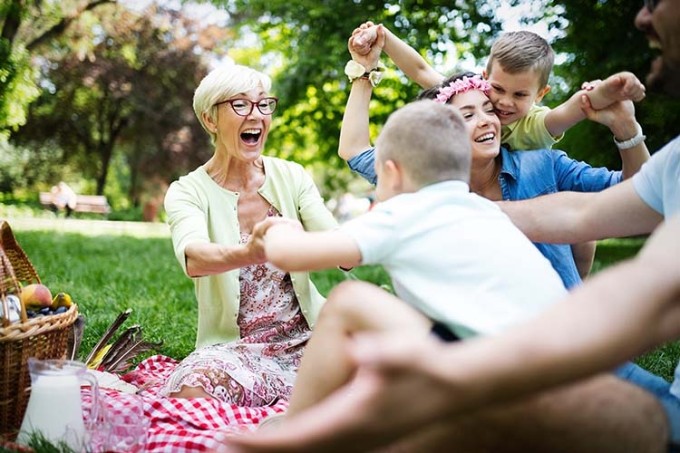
[544,71,646,138]
[264,222,362,272]
[498,180,663,243]
[338,25,385,162]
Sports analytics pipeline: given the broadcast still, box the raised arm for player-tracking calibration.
[338,25,385,161]
[499,180,663,243]
[352,22,444,90]
[380,26,444,89]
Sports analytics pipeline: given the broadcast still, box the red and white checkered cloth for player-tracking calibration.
[85,355,288,452]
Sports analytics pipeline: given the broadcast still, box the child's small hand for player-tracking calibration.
[347,23,385,73]
[350,22,379,56]
[608,71,646,102]
[582,71,646,110]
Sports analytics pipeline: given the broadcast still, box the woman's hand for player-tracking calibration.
[348,22,385,71]
[248,217,303,264]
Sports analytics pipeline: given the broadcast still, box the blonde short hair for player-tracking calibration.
[486,31,554,90]
[193,64,273,145]
[375,100,471,188]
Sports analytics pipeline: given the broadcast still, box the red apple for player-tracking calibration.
[20,283,53,309]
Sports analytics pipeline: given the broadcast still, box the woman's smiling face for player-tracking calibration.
[214,87,273,162]
[448,89,501,162]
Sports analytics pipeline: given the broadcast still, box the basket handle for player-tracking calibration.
[0,252,28,326]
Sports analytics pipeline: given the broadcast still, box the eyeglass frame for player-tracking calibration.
[214,97,279,117]
[644,0,659,12]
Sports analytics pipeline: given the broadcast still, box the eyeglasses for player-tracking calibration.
[215,97,278,116]
[644,0,659,12]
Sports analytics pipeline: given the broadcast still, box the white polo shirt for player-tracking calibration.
[341,180,567,339]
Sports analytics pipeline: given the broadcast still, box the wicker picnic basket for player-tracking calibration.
[0,220,78,440]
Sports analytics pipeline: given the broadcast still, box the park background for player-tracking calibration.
[1,0,679,380]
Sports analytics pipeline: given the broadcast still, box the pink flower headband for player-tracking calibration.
[435,75,492,104]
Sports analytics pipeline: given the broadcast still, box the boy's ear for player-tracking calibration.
[535,85,551,102]
[482,69,488,79]
[383,159,404,190]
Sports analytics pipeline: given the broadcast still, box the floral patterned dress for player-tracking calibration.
[162,207,311,407]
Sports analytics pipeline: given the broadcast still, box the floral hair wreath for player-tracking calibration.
[434,75,492,104]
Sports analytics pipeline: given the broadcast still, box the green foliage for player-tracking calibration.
[10,3,214,198]
[0,42,40,138]
[0,138,70,195]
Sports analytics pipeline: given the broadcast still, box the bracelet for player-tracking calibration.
[613,123,646,150]
[344,60,386,87]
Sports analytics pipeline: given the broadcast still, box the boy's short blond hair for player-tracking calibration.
[193,63,272,145]
[486,31,554,90]
[375,100,471,188]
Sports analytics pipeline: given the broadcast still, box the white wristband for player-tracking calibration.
[344,60,386,87]
[613,123,646,150]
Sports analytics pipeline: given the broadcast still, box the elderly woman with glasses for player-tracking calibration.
[162,64,337,405]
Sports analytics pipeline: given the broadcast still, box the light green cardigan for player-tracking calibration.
[165,156,338,348]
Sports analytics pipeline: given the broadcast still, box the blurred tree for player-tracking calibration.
[10,3,222,200]
[0,0,116,138]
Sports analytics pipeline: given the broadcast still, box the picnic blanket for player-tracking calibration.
[85,354,288,452]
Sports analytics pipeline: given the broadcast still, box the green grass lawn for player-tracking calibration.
[4,222,679,381]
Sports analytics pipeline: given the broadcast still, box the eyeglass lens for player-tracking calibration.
[229,98,278,116]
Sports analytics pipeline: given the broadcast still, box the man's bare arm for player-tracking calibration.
[498,181,663,243]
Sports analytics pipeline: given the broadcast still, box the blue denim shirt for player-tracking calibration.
[348,147,622,289]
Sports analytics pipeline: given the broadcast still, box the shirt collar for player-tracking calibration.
[418,180,471,194]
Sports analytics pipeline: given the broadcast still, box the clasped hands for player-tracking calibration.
[246,216,304,264]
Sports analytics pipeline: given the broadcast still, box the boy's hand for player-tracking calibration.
[350,22,379,56]
[347,23,385,74]
[582,71,646,110]
[248,217,302,263]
